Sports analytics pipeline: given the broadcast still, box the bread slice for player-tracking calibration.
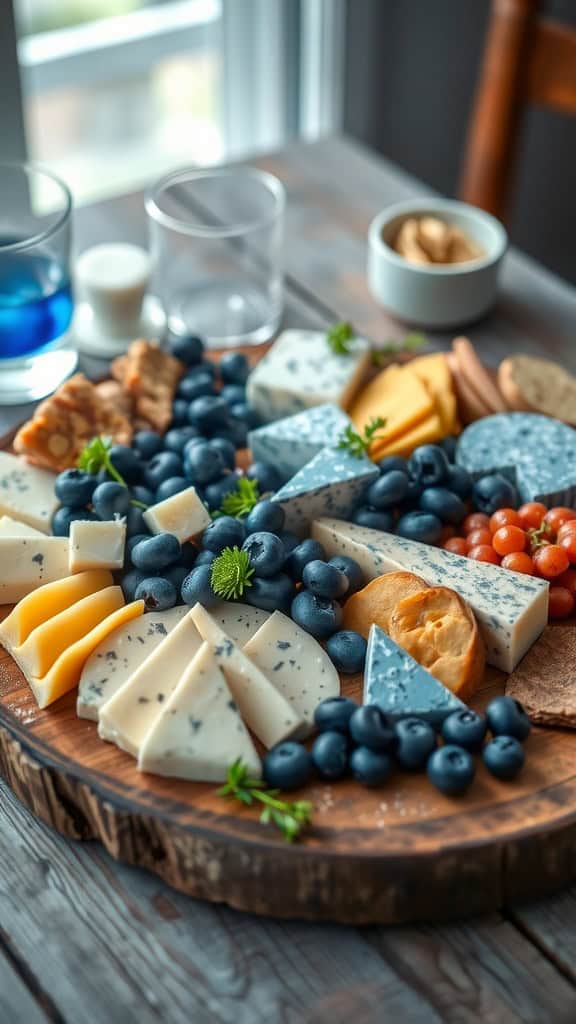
[389,586,485,702]
[446,352,492,423]
[343,571,428,637]
[452,336,507,413]
[497,355,576,425]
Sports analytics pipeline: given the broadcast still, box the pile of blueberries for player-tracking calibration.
[264,694,531,793]
[351,441,518,546]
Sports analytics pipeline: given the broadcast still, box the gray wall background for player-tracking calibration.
[344,0,576,285]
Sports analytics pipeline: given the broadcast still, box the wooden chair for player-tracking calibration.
[460,0,576,221]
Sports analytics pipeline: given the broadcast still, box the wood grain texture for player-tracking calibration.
[0,951,49,1024]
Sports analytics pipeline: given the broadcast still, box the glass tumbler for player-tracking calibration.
[145,167,285,348]
[0,163,76,404]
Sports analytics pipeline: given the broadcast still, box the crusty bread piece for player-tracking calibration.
[389,586,485,702]
[452,336,508,413]
[343,572,428,637]
[497,355,576,425]
[446,352,492,423]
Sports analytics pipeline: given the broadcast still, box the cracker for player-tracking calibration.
[506,626,576,727]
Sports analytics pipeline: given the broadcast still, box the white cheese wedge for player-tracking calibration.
[77,606,188,720]
[0,515,44,539]
[243,610,340,733]
[143,486,211,542]
[98,611,203,755]
[211,601,270,645]
[69,519,126,573]
[0,452,58,534]
[0,537,70,604]
[138,642,262,782]
[190,603,305,748]
[0,570,114,652]
[312,517,549,673]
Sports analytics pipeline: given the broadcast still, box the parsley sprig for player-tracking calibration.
[78,436,147,508]
[337,416,387,457]
[528,520,554,552]
[213,476,260,519]
[211,546,254,600]
[371,332,427,366]
[218,759,313,842]
[327,321,355,355]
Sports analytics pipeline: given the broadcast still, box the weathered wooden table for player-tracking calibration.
[2,136,576,1024]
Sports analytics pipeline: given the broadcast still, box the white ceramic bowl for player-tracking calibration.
[367,198,508,329]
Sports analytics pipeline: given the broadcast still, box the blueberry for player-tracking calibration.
[311,731,349,780]
[188,395,228,433]
[245,461,282,494]
[302,560,348,599]
[441,709,487,752]
[230,402,260,428]
[135,576,177,612]
[108,445,142,484]
[472,474,518,515]
[127,533,150,557]
[366,470,409,510]
[177,374,215,402]
[440,436,458,462]
[349,705,395,751]
[186,359,216,379]
[263,741,313,790]
[221,384,246,406]
[485,696,531,741]
[170,399,190,426]
[167,333,205,365]
[202,516,246,553]
[427,745,475,795]
[284,538,326,581]
[181,565,218,607]
[184,442,226,485]
[207,437,236,471]
[164,564,189,594]
[242,531,286,577]
[220,351,250,385]
[144,452,183,491]
[132,430,163,459]
[352,506,394,532]
[155,476,189,502]
[244,573,295,613]
[121,569,149,602]
[446,464,473,500]
[396,510,443,545]
[204,474,240,511]
[278,530,299,554]
[125,505,148,537]
[131,485,155,506]
[51,506,98,537]
[244,498,285,535]
[408,444,450,487]
[401,476,423,507]
[195,549,216,567]
[378,455,408,474]
[350,747,393,786]
[314,696,358,734]
[394,717,437,770]
[290,591,342,639]
[163,425,202,454]
[326,631,367,673]
[418,487,466,525]
[132,533,181,571]
[180,542,199,569]
[218,417,248,449]
[92,481,131,520]
[482,736,525,780]
[327,555,364,595]
[54,469,96,507]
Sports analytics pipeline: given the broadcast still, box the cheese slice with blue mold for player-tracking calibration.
[0,515,44,539]
[0,451,58,534]
[248,403,352,483]
[0,536,70,604]
[364,624,466,723]
[271,446,378,533]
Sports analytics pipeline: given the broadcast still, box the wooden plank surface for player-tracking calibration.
[3,134,576,1018]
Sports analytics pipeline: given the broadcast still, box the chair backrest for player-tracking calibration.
[460,0,576,220]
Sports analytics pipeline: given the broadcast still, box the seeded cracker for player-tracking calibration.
[506,626,576,727]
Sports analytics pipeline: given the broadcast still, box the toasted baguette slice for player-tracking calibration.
[452,336,507,413]
[389,586,485,702]
[343,571,428,637]
[497,355,576,425]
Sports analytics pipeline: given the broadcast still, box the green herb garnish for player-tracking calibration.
[218,759,313,842]
[337,416,387,457]
[213,476,260,519]
[77,436,147,508]
[327,321,355,355]
[371,332,427,365]
[529,520,554,552]
[211,546,255,600]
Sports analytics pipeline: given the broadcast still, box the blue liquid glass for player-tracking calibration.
[0,242,74,360]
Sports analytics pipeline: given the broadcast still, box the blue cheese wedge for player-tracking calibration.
[246,328,371,423]
[0,515,44,539]
[190,603,305,747]
[143,486,211,542]
[312,517,549,673]
[138,642,262,782]
[0,537,70,604]
[248,403,352,483]
[271,446,378,533]
[0,451,58,533]
[243,610,339,733]
[364,624,466,723]
[69,519,126,573]
[456,412,576,505]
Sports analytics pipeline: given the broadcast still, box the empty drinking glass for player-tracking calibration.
[145,167,285,348]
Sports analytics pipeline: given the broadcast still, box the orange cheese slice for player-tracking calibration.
[370,411,445,460]
[349,364,435,448]
[0,570,114,651]
[409,353,459,434]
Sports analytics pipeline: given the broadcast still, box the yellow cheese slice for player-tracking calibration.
[0,570,113,651]
[370,411,445,460]
[409,353,459,434]
[29,600,144,709]
[349,364,435,447]
[12,586,125,681]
